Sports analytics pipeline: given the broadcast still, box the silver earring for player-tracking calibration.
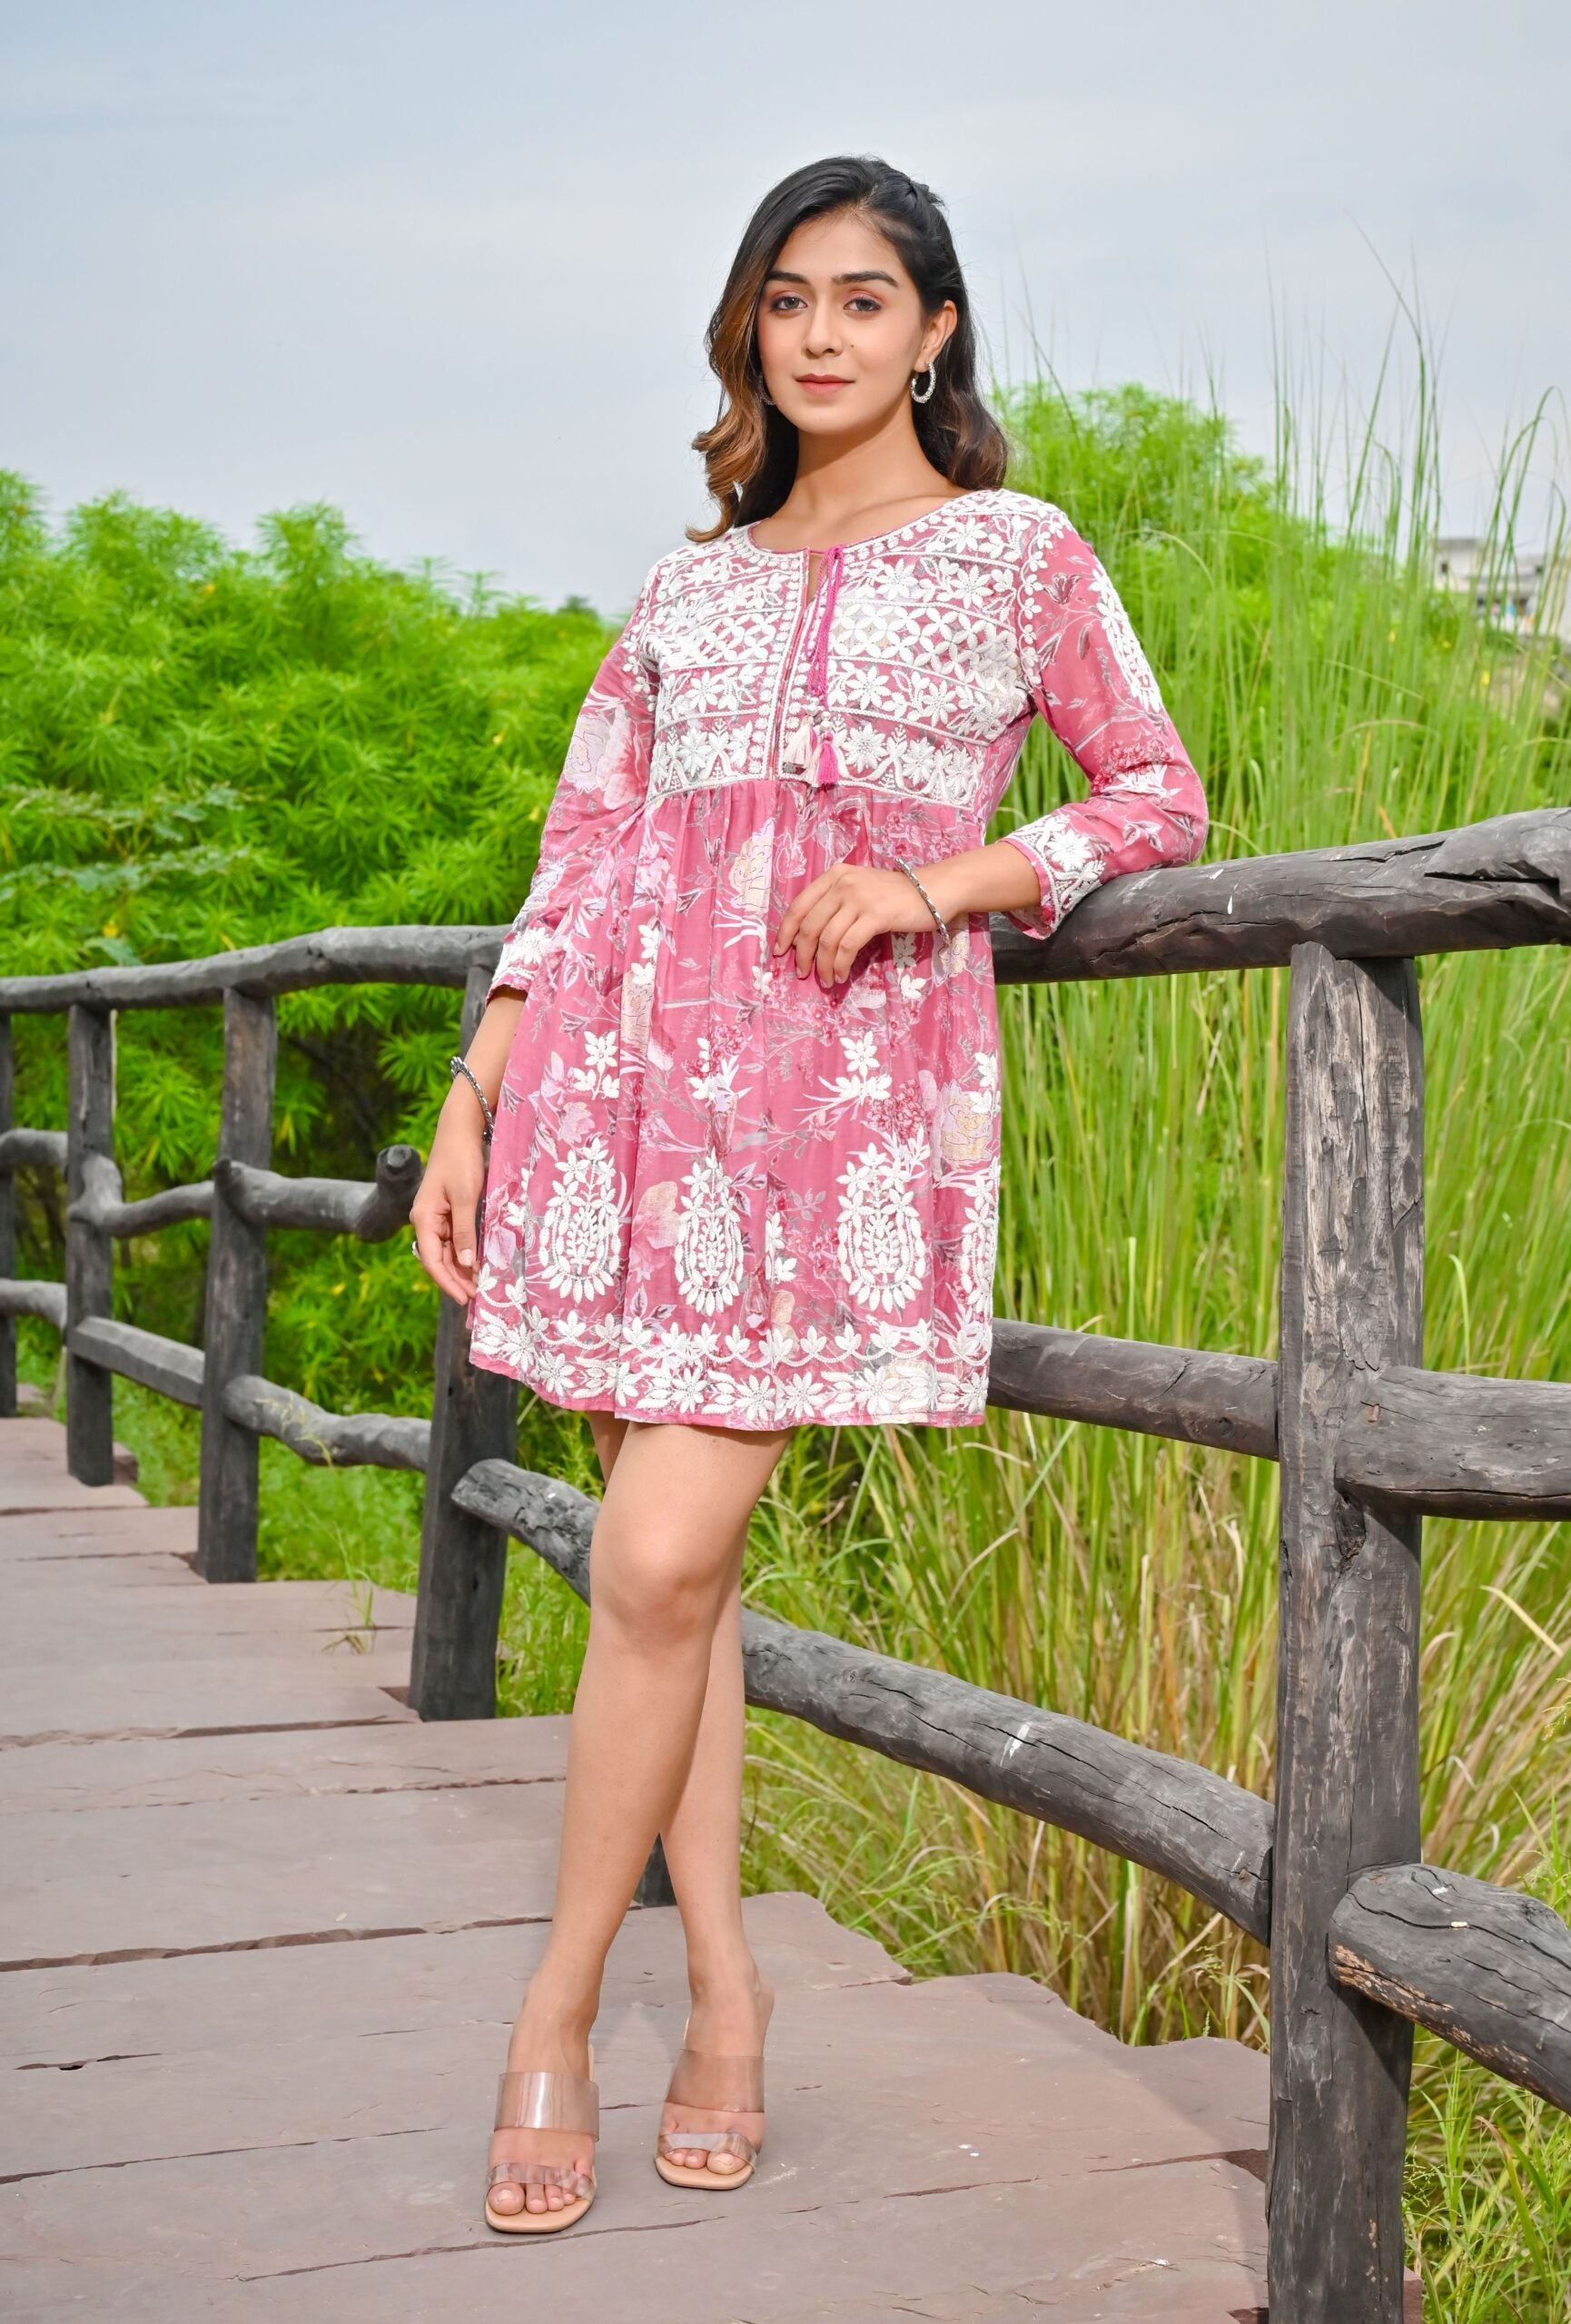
[911,362,938,405]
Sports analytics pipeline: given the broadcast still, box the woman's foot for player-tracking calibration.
[658,1963,774,2179]
[487,1989,598,2220]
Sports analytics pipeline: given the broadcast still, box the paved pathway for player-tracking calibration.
[0,1413,1274,2320]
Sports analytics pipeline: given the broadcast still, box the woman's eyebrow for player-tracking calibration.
[764,268,899,287]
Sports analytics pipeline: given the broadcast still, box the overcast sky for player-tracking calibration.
[4,0,1566,614]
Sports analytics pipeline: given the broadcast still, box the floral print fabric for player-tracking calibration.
[469,486,1206,1428]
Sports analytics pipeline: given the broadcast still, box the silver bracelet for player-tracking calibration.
[449,1055,496,1146]
[893,857,953,942]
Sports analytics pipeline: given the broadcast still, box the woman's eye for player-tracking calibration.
[848,297,881,315]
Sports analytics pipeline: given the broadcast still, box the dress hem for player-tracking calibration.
[466,1344,989,1433]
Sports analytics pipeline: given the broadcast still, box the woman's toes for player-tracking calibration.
[489,2181,524,2214]
[707,2151,744,2175]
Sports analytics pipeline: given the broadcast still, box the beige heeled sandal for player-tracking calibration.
[653,1984,774,2191]
[484,2043,599,2233]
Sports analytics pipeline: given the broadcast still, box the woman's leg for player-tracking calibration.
[655,1561,773,2173]
[489,1414,790,2214]
[588,1425,766,2174]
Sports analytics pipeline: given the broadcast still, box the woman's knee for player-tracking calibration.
[589,1523,731,1649]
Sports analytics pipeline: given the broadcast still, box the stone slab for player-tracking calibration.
[0,1599,414,1672]
[2,1775,564,1967]
[0,1563,412,1620]
[0,1659,411,1748]
[0,1892,906,2067]
[0,1503,197,1559]
[0,1974,1269,2317]
[0,1421,147,1516]
[0,1472,147,1517]
[0,2167,1270,2324]
[0,1711,568,1817]
[1,1905,931,2178]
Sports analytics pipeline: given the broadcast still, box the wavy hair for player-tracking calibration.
[687,156,1009,543]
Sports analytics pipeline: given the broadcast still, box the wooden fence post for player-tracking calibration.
[197,989,277,1581]
[1270,944,1425,2321]
[409,963,519,1718]
[64,1005,116,1483]
[0,1012,14,1419]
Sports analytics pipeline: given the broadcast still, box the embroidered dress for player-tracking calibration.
[469,486,1205,1429]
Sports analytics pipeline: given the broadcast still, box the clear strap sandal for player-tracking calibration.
[653,1986,774,2191]
[484,2043,599,2233]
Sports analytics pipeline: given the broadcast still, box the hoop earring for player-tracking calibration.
[757,378,776,409]
[910,363,938,406]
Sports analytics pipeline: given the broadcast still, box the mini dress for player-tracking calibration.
[467,486,1206,1430]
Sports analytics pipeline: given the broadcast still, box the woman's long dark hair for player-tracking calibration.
[688,156,1010,543]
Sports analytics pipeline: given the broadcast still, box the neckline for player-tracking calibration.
[741,487,999,559]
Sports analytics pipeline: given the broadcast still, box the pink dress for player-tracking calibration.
[468,487,1206,1429]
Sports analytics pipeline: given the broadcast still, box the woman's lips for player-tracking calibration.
[797,376,851,391]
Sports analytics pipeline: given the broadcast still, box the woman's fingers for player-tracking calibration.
[411,1174,484,1304]
[776,865,929,976]
[816,905,873,987]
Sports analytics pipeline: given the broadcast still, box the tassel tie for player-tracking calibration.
[784,541,845,789]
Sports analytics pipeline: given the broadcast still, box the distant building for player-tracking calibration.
[1434,537,1568,645]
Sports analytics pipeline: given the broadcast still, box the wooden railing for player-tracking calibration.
[3,805,1570,2323]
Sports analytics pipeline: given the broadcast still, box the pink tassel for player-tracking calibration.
[788,542,847,788]
[810,731,842,789]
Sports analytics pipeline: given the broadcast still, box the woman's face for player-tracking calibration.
[754,207,955,439]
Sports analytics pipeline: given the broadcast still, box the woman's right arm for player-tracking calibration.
[410,991,525,1305]
[410,553,666,1305]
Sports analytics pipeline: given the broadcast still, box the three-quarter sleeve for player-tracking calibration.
[1000,508,1207,940]
[487,555,665,1002]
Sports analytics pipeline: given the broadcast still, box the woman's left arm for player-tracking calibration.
[979,507,1208,942]
[773,514,1206,988]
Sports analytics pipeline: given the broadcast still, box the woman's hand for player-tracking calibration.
[771,839,1043,990]
[410,991,525,1304]
[772,862,947,989]
[410,1093,489,1304]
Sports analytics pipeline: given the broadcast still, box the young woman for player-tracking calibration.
[411,153,1207,2233]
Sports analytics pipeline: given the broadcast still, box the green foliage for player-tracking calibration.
[2,478,616,1407]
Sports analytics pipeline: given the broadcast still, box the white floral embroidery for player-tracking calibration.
[674,1151,746,1315]
[1090,564,1165,716]
[472,488,1207,1427]
[835,1139,928,1312]
[536,1137,622,1305]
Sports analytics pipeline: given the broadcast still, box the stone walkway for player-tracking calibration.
[0,1413,1274,2319]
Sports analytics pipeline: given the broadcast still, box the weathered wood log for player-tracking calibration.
[451,1457,1277,1942]
[991,806,1571,983]
[0,925,507,1014]
[64,1006,116,1485]
[408,965,518,1720]
[0,1280,67,1327]
[1329,1863,1571,2114]
[0,1017,13,1416]
[0,806,1565,1021]
[217,1145,422,1241]
[988,1318,1278,1458]
[1336,1364,1571,1519]
[196,990,276,1582]
[70,1317,206,1407]
[66,1152,214,1236]
[222,1374,430,1470]
[0,1127,68,1174]
[1270,946,1426,2322]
